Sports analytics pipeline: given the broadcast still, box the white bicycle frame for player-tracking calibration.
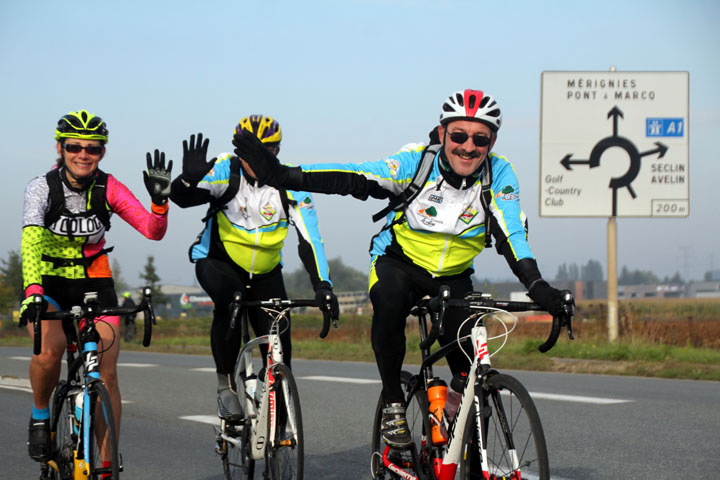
[229,311,299,461]
[425,322,519,479]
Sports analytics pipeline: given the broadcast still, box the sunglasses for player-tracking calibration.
[447,131,492,147]
[63,144,104,155]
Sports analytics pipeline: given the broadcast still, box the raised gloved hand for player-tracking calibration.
[181,132,214,185]
[528,281,574,318]
[19,295,46,327]
[314,281,340,321]
[232,129,283,185]
[143,149,173,205]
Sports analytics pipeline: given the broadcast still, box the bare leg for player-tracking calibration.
[26,309,65,411]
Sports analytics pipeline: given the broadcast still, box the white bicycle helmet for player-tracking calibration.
[439,89,502,131]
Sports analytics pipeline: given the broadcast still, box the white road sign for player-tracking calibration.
[540,71,689,217]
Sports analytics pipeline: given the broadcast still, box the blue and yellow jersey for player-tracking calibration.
[297,143,533,279]
[183,153,331,285]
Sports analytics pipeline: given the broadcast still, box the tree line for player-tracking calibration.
[0,249,712,313]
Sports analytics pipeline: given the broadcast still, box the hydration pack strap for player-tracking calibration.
[372,144,440,223]
[42,246,114,269]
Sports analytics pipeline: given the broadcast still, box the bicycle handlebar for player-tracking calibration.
[227,293,337,341]
[537,291,575,353]
[415,287,575,353]
[31,287,156,355]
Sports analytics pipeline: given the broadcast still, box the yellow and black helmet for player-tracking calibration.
[234,115,282,145]
[54,110,109,142]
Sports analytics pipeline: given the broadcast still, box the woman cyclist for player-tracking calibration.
[20,110,173,461]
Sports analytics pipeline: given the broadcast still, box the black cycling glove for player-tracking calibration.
[232,130,284,185]
[181,132,214,185]
[19,295,46,327]
[143,149,173,205]
[314,281,340,321]
[528,281,574,318]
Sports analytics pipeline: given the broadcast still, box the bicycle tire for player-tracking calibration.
[50,380,76,480]
[459,373,549,480]
[266,364,303,480]
[87,381,121,479]
[370,371,433,480]
[221,417,255,480]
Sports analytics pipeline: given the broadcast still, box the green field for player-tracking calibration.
[3,298,719,381]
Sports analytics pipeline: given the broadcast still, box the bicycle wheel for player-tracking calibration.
[266,364,303,480]
[370,371,433,480]
[459,373,549,480]
[220,418,255,479]
[87,381,120,479]
[50,380,76,480]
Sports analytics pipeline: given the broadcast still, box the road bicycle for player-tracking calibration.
[215,292,337,480]
[28,287,156,480]
[370,286,574,480]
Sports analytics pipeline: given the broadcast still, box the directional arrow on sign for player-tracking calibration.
[560,154,600,170]
[558,106,670,216]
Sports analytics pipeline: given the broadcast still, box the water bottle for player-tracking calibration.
[445,372,468,422]
[245,374,258,409]
[73,390,83,434]
[427,378,448,445]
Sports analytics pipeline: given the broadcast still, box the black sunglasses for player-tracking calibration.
[447,131,492,147]
[63,144,104,155]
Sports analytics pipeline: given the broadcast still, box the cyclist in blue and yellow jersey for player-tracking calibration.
[233,90,575,447]
[20,110,172,461]
[169,115,339,421]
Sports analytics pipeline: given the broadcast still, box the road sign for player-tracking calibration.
[540,71,689,217]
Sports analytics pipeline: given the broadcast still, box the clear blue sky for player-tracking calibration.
[1,0,718,287]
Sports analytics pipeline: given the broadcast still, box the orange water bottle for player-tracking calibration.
[427,378,448,445]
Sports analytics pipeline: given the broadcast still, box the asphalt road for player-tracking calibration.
[1,346,719,479]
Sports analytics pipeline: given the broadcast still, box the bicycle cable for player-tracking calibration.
[456,307,518,364]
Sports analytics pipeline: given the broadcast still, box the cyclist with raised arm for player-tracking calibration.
[233,90,574,447]
[169,115,339,421]
[20,110,172,461]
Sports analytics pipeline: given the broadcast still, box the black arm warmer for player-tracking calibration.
[169,175,212,208]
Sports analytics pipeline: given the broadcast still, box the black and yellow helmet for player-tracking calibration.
[55,110,109,142]
[234,115,282,145]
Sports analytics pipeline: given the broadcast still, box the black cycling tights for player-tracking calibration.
[369,255,474,404]
[195,258,292,375]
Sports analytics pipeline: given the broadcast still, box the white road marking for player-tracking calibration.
[299,376,630,404]
[0,376,32,393]
[11,357,157,369]
[528,392,631,404]
[191,367,216,372]
[180,415,219,426]
[299,375,381,384]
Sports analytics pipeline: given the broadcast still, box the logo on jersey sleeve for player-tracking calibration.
[496,185,519,201]
[298,196,314,210]
[261,203,277,220]
[385,159,401,179]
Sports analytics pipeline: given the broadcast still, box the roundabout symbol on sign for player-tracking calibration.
[560,106,668,216]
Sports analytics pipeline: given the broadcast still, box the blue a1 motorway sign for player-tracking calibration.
[540,71,689,217]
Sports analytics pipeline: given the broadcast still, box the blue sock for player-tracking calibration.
[32,406,50,420]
